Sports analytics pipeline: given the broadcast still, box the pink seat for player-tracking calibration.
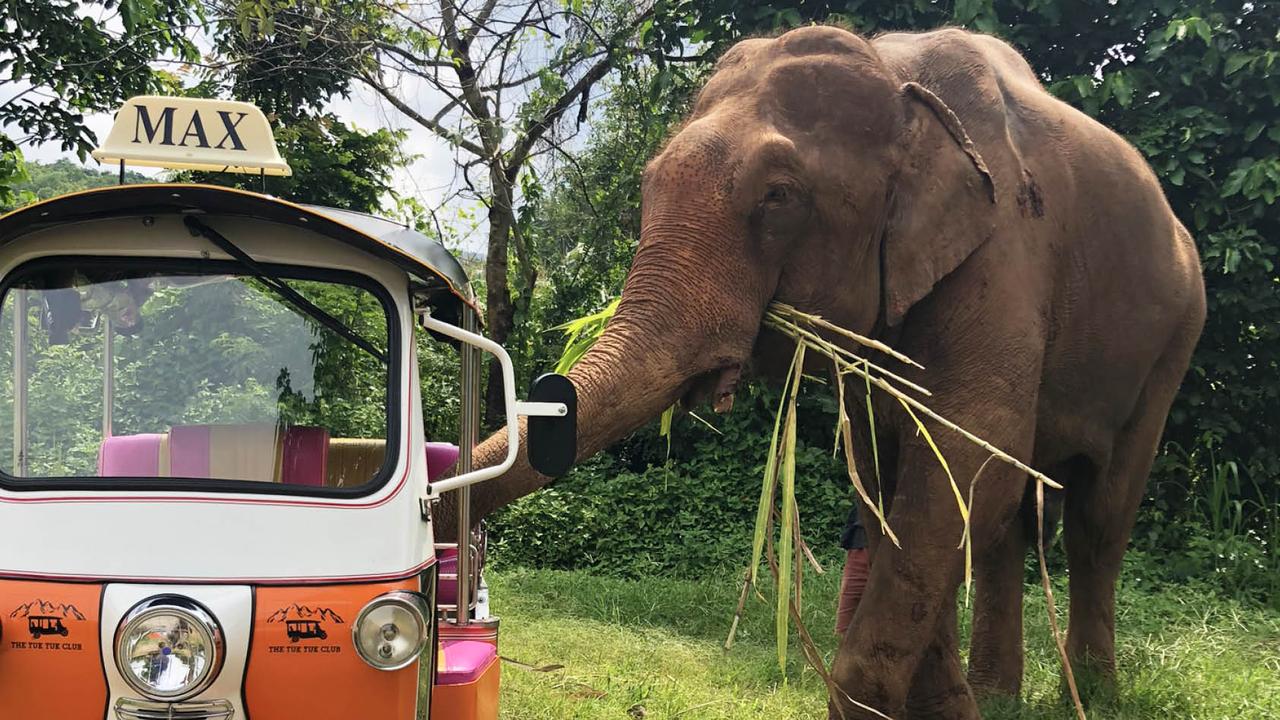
[169,424,332,484]
[168,425,213,478]
[438,547,459,606]
[436,640,497,686]
[425,442,460,482]
[281,426,329,486]
[98,434,166,477]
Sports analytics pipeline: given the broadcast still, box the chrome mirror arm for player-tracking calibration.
[418,312,565,498]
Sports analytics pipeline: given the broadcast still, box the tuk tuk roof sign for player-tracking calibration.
[91,96,292,176]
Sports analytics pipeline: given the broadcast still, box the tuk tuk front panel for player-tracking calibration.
[245,578,421,719]
[0,579,107,718]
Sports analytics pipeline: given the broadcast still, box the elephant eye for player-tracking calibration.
[764,185,790,204]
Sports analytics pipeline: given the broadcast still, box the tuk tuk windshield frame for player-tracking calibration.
[0,255,403,498]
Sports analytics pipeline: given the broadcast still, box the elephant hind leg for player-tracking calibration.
[1062,349,1189,696]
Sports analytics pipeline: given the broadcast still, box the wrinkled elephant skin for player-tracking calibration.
[461,26,1206,720]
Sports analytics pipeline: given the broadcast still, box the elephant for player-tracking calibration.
[456,25,1206,719]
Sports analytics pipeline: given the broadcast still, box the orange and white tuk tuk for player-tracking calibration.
[0,96,575,720]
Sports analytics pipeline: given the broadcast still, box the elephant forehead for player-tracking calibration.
[759,57,899,133]
[773,25,877,59]
[645,116,741,186]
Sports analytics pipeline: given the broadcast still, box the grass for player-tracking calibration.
[488,567,1280,719]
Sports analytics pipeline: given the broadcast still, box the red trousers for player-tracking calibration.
[835,547,869,636]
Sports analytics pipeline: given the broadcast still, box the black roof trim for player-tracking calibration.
[0,183,476,323]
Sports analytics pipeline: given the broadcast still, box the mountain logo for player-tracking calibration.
[10,599,86,639]
[265,604,345,624]
[266,604,344,644]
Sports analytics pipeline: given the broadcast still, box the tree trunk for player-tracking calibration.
[482,166,516,428]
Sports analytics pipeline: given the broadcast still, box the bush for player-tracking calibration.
[488,381,856,578]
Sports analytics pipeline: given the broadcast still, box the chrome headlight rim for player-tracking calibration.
[114,596,224,702]
[352,590,431,671]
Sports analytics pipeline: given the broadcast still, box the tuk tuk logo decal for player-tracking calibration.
[265,604,344,655]
[7,599,86,651]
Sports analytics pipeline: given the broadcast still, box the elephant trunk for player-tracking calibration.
[434,212,765,538]
[462,319,688,525]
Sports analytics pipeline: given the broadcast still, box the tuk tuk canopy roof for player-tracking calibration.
[0,183,476,322]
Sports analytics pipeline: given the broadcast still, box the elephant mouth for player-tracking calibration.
[682,363,743,414]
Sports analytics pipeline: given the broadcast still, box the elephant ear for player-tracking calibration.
[881,82,1000,327]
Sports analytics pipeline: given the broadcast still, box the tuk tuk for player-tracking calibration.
[28,616,69,638]
[0,96,575,720]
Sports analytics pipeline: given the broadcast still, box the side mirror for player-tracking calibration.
[526,373,577,477]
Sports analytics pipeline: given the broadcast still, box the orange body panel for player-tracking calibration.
[431,656,499,720]
[245,579,420,720]
[0,580,107,719]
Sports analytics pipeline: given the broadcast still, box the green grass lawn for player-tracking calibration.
[487,567,1280,719]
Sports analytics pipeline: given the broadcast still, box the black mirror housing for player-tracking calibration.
[527,373,577,477]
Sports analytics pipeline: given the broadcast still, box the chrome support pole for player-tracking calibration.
[11,290,26,475]
[102,316,114,439]
[454,306,481,625]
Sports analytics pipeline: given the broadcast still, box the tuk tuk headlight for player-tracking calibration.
[353,591,430,671]
[114,597,223,701]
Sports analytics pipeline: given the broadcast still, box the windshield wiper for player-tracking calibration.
[183,216,388,364]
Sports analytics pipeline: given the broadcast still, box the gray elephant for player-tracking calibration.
[460,25,1206,719]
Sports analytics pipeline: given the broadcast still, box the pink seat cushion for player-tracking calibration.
[437,547,458,605]
[98,434,165,477]
[436,640,497,685]
[281,426,329,486]
[168,425,212,478]
[425,442,460,483]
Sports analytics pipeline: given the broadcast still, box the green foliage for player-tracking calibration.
[181,115,406,213]
[0,0,199,201]
[502,66,706,393]
[551,298,620,374]
[0,144,36,212]
[0,0,201,163]
[0,159,150,213]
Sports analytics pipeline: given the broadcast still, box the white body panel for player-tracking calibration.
[0,216,435,582]
[100,584,253,716]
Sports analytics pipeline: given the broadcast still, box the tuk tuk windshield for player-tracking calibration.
[0,258,395,494]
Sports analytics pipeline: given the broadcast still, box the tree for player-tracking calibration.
[0,0,202,196]
[208,0,691,423]
[522,0,1279,557]
[0,159,150,213]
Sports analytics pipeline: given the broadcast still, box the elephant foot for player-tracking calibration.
[1065,654,1118,709]
[827,695,904,720]
[966,666,1021,700]
[827,655,903,720]
[905,677,979,720]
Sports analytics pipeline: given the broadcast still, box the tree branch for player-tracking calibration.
[503,53,612,183]
[358,70,486,157]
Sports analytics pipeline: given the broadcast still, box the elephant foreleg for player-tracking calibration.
[828,437,986,720]
[906,599,977,720]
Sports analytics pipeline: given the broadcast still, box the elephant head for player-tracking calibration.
[460,26,1000,525]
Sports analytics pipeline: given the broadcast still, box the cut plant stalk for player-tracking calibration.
[834,366,899,547]
[769,302,923,369]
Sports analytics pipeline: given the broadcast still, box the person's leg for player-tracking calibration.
[836,547,870,636]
